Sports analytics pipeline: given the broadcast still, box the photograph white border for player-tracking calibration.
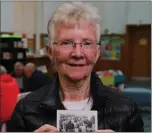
[57,110,98,132]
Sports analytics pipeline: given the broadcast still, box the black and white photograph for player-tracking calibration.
[57,110,97,132]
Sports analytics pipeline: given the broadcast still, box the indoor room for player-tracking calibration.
[0,1,151,132]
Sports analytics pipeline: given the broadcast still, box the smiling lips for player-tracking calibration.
[68,63,86,67]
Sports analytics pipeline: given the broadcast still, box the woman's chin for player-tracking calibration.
[59,65,92,81]
[66,71,88,81]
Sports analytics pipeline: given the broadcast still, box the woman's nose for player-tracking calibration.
[71,44,84,58]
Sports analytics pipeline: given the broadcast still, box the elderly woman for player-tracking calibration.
[8,2,143,132]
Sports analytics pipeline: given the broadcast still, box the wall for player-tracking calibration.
[1,1,151,34]
[42,1,151,34]
[43,1,65,33]
[1,2,13,32]
[13,2,36,38]
[85,1,129,34]
[127,1,151,24]
[1,1,36,38]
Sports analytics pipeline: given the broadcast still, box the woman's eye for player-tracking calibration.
[62,41,73,45]
[83,42,92,45]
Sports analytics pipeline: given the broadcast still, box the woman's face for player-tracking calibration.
[47,22,100,81]
[15,67,24,77]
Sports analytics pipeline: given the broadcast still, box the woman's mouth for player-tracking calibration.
[68,64,85,67]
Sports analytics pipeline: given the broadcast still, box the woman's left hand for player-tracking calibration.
[96,129,115,132]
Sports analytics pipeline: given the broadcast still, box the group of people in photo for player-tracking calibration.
[59,114,95,132]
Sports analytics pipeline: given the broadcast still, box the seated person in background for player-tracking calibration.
[11,62,24,76]
[24,63,50,91]
[0,65,20,122]
[11,62,27,92]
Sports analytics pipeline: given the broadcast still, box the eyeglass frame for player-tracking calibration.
[51,39,101,49]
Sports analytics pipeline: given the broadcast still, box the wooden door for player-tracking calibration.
[129,25,151,79]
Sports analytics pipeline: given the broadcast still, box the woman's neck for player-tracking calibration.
[58,74,91,102]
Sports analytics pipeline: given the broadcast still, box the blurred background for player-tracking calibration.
[0,1,151,132]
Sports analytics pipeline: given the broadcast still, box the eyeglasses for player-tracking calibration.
[52,39,100,50]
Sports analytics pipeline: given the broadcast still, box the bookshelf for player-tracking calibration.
[0,35,27,73]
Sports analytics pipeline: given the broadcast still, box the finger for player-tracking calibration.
[34,125,58,132]
[34,124,58,132]
[96,129,114,132]
[45,125,59,132]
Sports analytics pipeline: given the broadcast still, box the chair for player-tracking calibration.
[123,88,151,106]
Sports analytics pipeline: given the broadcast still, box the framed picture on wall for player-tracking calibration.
[100,34,125,61]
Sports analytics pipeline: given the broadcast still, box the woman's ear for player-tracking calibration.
[95,46,101,63]
[46,44,53,60]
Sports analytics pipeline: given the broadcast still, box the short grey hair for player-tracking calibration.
[0,65,7,74]
[24,63,36,72]
[47,2,101,44]
[14,62,24,70]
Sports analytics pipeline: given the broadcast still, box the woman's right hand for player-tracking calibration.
[34,124,59,132]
